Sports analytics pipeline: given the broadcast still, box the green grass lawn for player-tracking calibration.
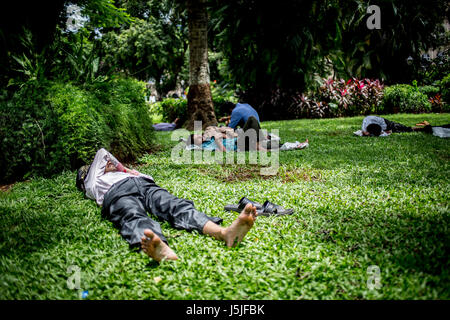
[1,113,449,300]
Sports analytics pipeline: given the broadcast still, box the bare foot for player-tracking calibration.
[141,229,178,262]
[223,203,258,247]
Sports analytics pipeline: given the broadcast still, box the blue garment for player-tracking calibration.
[228,103,260,129]
[202,137,237,151]
[153,123,176,131]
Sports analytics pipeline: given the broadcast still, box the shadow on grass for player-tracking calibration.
[313,205,449,279]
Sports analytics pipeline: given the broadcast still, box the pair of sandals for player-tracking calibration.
[224,197,294,216]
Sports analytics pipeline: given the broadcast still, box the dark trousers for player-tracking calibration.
[238,116,264,150]
[383,118,413,133]
[101,177,223,248]
[422,124,450,134]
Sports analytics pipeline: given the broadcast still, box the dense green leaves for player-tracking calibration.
[0,77,154,183]
[209,0,448,92]
[101,0,189,98]
[383,84,432,114]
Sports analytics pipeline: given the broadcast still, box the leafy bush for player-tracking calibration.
[439,73,450,105]
[316,78,385,116]
[88,78,155,161]
[288,92,331,119]
[285,78,384,119]
[152,98,188,124]
[382,84,432,114]
[0,77,154,183]
[416,48,450,85]
[418,85,440,98]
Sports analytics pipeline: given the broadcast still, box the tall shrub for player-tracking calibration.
[0,77,154,183]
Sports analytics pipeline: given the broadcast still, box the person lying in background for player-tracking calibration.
[152,118,181,131]
[187,126,238,152]
[355,115,421,137]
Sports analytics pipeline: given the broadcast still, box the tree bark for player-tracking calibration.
[186,0,217,130]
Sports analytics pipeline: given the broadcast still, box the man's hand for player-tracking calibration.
[105,161,140,176]
[129,169,140,176]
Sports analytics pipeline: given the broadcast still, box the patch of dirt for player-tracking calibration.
[0,183,15,192]
[196,165,325,183]
[197,165,273,183]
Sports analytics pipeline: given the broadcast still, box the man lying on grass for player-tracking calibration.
[357,116,449,137]
[360,115,417,136]
[76,148,257,262]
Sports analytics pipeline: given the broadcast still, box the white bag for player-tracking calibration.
[432,127,450,138]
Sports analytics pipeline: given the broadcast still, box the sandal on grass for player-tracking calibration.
[224,197,262,213]
[258,200,294,216]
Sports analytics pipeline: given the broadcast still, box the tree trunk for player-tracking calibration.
[185,0,217,130]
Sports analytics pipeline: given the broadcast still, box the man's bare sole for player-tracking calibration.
[223,203,258,247]
[140,203,257,262]
[141,230,178,262]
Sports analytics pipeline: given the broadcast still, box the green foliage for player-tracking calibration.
[1,0,132,87]
[382,84,432,114]
[416,48,450,85]
[418,85,440,98]
[152,98,188,124]
[101,0,188,97]
[52,29,107,85]
[439,73,450,105]
[329,0,448,84]
[0,77,154,183]
[1,114,449,299]
[209,0,448,101]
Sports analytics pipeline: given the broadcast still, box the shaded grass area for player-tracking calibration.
[0,113,449,299]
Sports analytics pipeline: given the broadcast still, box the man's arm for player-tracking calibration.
[105,161,139,176]
[84,148,115,199]
[228,111,240,129]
